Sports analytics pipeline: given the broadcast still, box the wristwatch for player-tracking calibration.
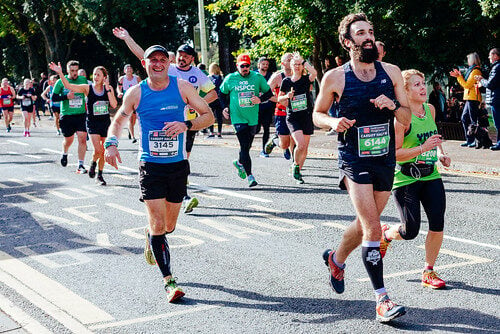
[184,120,193,130]
[392,99,401,111]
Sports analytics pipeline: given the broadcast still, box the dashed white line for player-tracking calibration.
[7,140,29,146]
[190,183,272,203]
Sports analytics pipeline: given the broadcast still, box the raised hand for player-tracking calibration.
[112,27,130,40]
[49,62,63,74]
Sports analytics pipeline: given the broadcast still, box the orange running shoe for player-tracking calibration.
[422,270,446,289]
[376,295,406,322]
[379,224,392,259]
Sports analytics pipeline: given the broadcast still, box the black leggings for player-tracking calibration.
[234,123,257,176]
[393,178,446,240]
[257,108,273,151]
[209,102,223,134]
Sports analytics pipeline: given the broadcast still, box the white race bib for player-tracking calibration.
[93,101,109,116]
[148,130,179,157]
[69,96,83,108]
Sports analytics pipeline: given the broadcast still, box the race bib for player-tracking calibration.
[2,98,11,105]
[238,92,254,107]
[415,147,437,164]
[69,96,83,108]
[290,93,307,112]
[148,130,179,157]
[93,101,109,116]
[357,123,390,157]
[21,98,31,107]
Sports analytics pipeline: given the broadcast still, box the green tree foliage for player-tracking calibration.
[209,0,499,81]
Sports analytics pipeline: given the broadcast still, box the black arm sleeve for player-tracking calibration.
[51,93,68,102]
[259,89,274,103]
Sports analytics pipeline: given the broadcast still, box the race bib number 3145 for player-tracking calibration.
[148,130,179,157]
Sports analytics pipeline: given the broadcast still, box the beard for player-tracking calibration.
[351,40,379,63]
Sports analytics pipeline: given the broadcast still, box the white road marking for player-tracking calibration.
[107,172,135,180]
[358,247,492,281]
[24,154,41,160]
[88,305,220,330]
[180,224,229,242]
[63,205,100,223]
[42,148,62,154]
[0,251,114,326]
[106,202,146,216]
[7,140,29,146]
[198,218,271,238]
[190,183,272,203]
[0,293,52,334]
[113,165,138,173]
[3,192,48,204]
[233,215,315,232]
[192,191,224,200]
[0,178,32,189]
[32,212,81,226]
[15,244,93,269]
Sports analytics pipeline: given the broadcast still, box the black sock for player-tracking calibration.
[150,234,171,277]
[98,170,103,176]
[361,241,384,290]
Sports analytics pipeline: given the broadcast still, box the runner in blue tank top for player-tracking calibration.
[104,45,214,303]
[313,13,412,323]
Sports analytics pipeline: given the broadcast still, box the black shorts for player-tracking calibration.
[60,113,87,137]
[186,130,197,153]
[275,115,290,136]
[258,107,273,127]
[87,118,111,137]
[338,162,395,192]
[1,106,14,112]
[21,107,34,113]
[286,112,314,135]
[139,160,190,203]
[51,106,60,114]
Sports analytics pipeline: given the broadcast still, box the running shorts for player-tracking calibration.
[338,161,395,192]
[275,115,290,136]
[1,107,14,113]
[60,113,87,137]
[139,160,190,203]
[87,118,111,137]
[286,113,314,135]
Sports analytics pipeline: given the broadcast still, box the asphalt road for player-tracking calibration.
[0,124,499,334]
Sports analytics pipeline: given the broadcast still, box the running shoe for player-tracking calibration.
[144,228,156,265]
[379,224,392,259]
[132,138,137,144]
[322,249,345,294]
[468,143,476,148]
[259,151,269,158]
[6,125,11,133]
[23,131,27,137]
[26,131,31,137]
[165,278,185,303]
[96,174,107,186]
[376,295,406,322]
[292,164,304,184]
[283,148,291,160]
[60,154,68,167]
[421,270,446,289]
[233,160,247,179]
[264,135,277,154]
[183,196,199,213]
[217,133,222,138]
[247,175,258,187]
[88,161,97,178]
[205,134,215,139]
[76,165,88,174]
[57,129,61,136]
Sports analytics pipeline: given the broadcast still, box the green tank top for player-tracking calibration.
[393,103,441,189]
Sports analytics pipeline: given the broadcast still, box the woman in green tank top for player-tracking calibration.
[379,70,452,290]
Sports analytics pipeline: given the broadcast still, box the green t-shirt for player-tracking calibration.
[393,103,441,189]
[219,71,270,126]
[52,75,88,115]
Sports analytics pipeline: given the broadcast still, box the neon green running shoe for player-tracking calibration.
[183,196,199,213]
[144,228,156,266]
[165,277,185,303]
[292,164,304,184]
[233,160,247,179]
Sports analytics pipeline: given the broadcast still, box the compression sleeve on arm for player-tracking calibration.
[259,89,274,103]
[51,93,68,102]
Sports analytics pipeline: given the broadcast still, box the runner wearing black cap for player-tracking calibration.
[112,27,218,213]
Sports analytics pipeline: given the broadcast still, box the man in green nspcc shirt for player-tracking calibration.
[220,54,273,188]
[52,60,89,173]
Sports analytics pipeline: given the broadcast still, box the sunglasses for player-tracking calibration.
[239,64,250,68]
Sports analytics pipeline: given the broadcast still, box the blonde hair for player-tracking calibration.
[209,63,221,76]
[402,69,425,91]
[467,52,481,67]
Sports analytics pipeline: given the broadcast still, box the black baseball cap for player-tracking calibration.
[177,44,196,57]
[143,45,169,59]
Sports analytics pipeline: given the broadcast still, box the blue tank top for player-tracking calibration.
[136,77,187,163]
[338,61,396,166]
[48,86,60,108]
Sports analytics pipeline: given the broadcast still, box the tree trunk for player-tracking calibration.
[215,12,238,75]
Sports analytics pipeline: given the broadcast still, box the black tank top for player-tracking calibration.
[87,84,110,121]
[338,61,396,166]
